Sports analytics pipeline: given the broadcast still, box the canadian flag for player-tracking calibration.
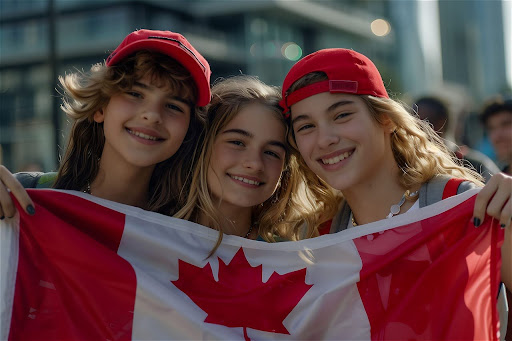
[0,188,503,340]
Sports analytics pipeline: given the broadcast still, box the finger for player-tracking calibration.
[0,181,16,218]
[473,174,502,226]
[0,166,34,215]
[498,199,512,229]
[484,180,511,217]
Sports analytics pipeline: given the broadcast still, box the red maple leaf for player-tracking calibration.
[172,247,312,340]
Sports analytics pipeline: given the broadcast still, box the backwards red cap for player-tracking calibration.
[106,29,211,106]
[280,48,388,116]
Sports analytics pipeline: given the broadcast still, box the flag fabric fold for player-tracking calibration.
[0,188,503,340]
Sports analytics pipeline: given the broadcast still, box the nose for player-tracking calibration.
[242,150,264,172]
[141,103,163,124]
[317,123,340,149]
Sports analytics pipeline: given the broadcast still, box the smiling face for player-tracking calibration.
[94,75,191,173]
[207,103,287,210]
[290,92,396,192]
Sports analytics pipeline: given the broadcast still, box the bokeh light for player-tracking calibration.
[371,19,391,37]
[281,42,302,61]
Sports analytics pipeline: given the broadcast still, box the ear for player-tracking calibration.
[380,114,396,133]
[93,109,105,123]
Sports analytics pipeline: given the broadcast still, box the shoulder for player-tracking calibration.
[14,172,57,189]
[329,200,351,234]
[419,175,479,207]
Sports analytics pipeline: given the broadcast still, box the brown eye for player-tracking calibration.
[166,103,184,113]
[126,91,142,98]
[265,150,281,159]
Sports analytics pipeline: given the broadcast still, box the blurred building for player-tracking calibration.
[0,0,509,171]
[439,0,509,101]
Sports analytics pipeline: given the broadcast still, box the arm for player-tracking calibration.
[472,172,512,289]
[0,165,35,219]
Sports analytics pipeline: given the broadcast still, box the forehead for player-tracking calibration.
[135,75,192,103]
[487,110,512,126]
[290,92,363,118]
[136,74,172,90]
[224,103,286,139]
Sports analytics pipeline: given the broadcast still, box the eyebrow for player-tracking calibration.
[222,128,287,151]
[133,81,189,105]
[291,100,355,126]
[327,100,355,112]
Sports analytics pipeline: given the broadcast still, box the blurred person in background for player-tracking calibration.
[415,96,500,182]
[480,96,512,175]
[18,161,44,172]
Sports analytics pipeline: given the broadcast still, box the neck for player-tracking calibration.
[198,200,253,238]
[90,160,154,209]
[343,172,418,226]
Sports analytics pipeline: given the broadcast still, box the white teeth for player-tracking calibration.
[231,175,261,186]
[128,129,158,141]
[321,151,352,165]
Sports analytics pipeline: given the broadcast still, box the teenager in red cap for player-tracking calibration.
[280,48,511,303]
[0,29,211,217]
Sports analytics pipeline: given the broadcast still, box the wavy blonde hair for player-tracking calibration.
[54,50,205,215]
[175,75,316,255]
[287,72,485,229]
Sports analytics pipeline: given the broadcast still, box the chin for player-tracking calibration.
[325,178,353,191]
[229,198,262,208]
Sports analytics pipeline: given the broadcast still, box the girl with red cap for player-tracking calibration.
[0,29,211,218]
[280,48,511,302]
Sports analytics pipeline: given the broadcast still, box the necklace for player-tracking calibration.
[351,189,418,227]
[83,181,91,194]
[244,222,256,239]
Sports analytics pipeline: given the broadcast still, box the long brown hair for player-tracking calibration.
[54,51,205,215]
[175,75,316,255]
[287,71,484,230]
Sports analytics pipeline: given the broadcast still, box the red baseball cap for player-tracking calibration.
[280,48,388,115]
[106,29,211,106]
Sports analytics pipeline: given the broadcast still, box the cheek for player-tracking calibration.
[489,130,501,142]
[170,117,191,143]
[266,159,285,188]
[294,135,312,157]
[206,163,224,200]
[505,127,512,138]
[101,118,116,138]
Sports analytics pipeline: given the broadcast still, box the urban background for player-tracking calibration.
[1,0,511,172]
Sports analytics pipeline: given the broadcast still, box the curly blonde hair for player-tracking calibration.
[287,72,484,229]
[54,50,205,215]
[175,75,317,255]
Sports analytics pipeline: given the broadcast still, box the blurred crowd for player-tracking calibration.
[413,94,511,179]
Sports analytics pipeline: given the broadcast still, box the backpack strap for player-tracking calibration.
[442,178,465,199]
[14,172,57,189]
[318,219,332,236]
